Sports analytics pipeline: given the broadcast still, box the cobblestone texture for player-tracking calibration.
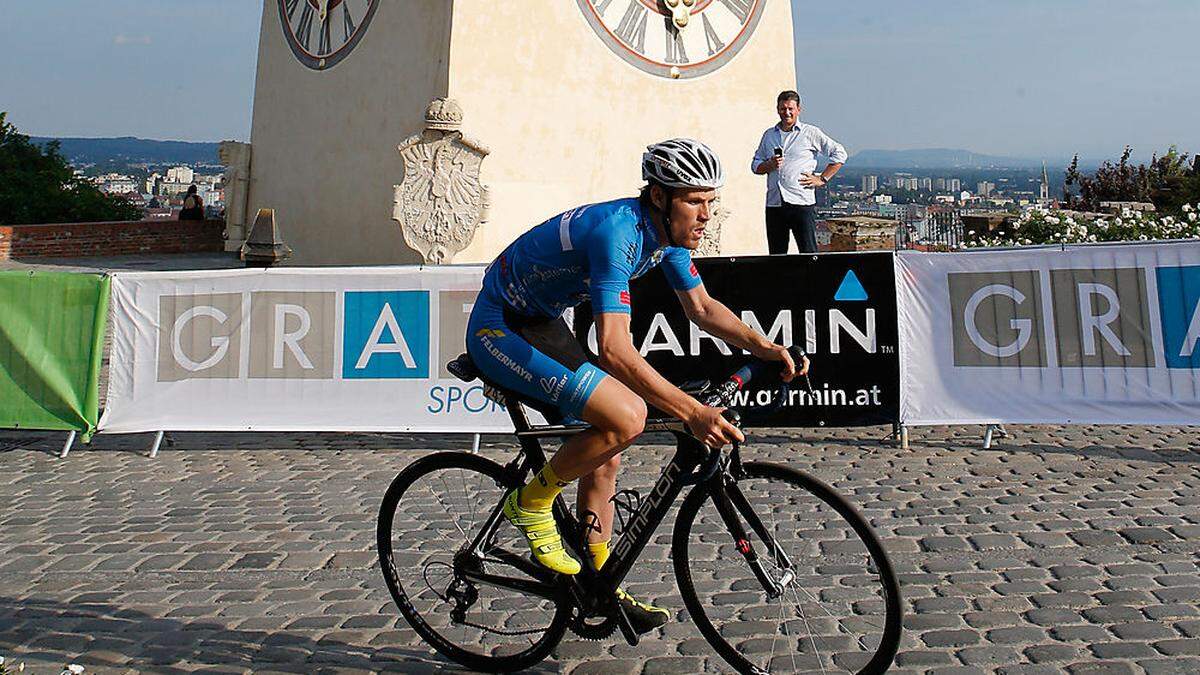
[1,423,1198,673]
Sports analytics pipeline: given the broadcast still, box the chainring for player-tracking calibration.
[568,605,618,640]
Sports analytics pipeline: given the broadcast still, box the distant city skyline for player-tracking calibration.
[3,1,1198,162]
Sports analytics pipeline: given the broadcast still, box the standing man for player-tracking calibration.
[752,90,848,254]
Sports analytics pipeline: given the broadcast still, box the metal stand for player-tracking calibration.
[470,433,481,454]
[900,425,909,451]
[982,424,1007,449]
[149,430,165,458]
[59,431,76,459]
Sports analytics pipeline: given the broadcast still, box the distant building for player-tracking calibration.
[919,177,932,190]
[948,179,962,192]
[862,175,878,194]
[905,177,919,191]
[166,166,194,184]
[1039,162,1050,203]
[934,177,946,190]
[976,181,996,197]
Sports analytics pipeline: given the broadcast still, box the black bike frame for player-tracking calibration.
[458,390,791,626]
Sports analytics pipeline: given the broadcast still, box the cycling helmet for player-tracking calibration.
[642,138,725,189]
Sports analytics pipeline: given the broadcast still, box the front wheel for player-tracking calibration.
[673,461,902,675]
[377,452,570,673]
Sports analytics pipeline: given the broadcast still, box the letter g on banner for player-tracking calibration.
[964,284,1031,358]
[949,271,1047,367]
[157,293,244,381]
[174,306,231,371]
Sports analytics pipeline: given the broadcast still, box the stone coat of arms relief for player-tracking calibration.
[694,199,728,258]
[393,98,490,264]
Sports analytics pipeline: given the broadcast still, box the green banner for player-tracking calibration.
[0,271,109,441]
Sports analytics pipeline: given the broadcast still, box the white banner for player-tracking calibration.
[896,242,1200,425]
[99,265,535,434]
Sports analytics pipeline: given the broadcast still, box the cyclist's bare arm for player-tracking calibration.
[594,312,742,445]
[675,284,808,379]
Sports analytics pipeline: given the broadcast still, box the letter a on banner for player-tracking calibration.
[357,303,417,369]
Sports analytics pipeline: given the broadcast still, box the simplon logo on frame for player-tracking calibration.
[948,265,1200,369]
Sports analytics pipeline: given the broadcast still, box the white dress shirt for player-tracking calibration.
[752,122,848,207]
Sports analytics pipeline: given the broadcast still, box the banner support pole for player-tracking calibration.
[149,430,165,458]
[59,431,76,459]
[900,425,909,451]
[470,433,481,454]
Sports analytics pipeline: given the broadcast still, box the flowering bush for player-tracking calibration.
[965,204,1200,248]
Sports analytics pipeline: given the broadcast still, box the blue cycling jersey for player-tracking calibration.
[481,197,703,317]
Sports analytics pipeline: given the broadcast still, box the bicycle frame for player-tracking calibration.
[455,391,797,645]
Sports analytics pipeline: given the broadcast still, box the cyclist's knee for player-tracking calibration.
[611,397,646,445]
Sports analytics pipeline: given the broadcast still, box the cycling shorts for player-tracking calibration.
[466,292,606,421]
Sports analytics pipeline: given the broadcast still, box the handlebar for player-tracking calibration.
[700,346,809,416]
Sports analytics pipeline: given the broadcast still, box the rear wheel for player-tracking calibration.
[377,452,570,672]
[673,461,902,674]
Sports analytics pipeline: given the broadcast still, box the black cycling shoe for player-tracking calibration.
[615,588,670,634]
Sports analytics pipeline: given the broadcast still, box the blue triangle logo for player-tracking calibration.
[834,270,868,301]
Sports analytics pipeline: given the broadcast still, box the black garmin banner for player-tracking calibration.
[575,252,899,428]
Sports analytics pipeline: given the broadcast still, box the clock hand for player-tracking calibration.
[317,0,329,24]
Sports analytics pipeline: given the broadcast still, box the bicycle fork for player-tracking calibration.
[709,477,796,600]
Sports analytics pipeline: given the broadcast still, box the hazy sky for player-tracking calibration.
[3,1,1197,161]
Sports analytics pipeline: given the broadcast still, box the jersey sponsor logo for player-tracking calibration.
[689,262,698,277]
[619,290,632,306]
[475,328,505,338]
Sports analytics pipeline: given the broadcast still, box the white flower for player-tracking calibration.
[1190,212,1197,222]
[62,666,85,675]
[1183,204,1193,212]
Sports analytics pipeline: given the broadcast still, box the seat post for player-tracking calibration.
[506,394,551,474]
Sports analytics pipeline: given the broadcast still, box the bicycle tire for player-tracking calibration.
[377,451,571,673]
[672,461,902,675]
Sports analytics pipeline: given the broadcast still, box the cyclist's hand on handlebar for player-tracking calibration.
[752,343,807,381]
[687,405,745,448]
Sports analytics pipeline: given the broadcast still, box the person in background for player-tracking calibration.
[752,90,847,254]
[179,185,204,221]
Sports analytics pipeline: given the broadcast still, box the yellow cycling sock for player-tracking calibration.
[588,539,611,570]
[519,463,569,511]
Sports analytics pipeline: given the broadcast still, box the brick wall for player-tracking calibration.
[0,219,224,260]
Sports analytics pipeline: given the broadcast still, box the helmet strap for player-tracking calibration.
[655,185,680,248]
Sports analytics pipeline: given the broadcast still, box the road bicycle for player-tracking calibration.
[377,347,902,674]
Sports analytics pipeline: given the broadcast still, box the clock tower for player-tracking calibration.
[241,0,795,264]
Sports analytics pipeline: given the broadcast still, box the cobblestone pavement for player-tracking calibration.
[1,424,1198,674]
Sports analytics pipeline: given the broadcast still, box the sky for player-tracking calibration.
[2,0,1198,162]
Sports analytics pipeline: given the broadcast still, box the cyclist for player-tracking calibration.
[465,138,810,633]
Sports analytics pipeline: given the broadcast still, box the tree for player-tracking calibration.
[1063,146,1200,214]
[0,112,142,225]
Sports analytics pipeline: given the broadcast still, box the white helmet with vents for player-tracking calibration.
[641,138,725,190]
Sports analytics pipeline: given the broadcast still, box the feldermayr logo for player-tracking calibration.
[948,265,1200,369]
[156,290,432,381]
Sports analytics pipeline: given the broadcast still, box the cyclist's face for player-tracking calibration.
[666,188,717,249]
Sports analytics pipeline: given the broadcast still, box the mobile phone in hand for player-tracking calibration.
[773,147,783,157]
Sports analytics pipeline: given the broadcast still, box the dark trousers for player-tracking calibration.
[765,203,818,254]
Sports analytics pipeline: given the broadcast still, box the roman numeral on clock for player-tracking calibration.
[342,3,357,41]
[719,0,752,24]
[285,0,300,20]
[296,3,315,50]
[614,1,648,54]
[702,13,726,56]
[592,0,613,18]
[664,21,689,64]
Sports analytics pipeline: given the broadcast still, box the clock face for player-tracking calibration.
[278,0,380,70]
[576,0,767,79]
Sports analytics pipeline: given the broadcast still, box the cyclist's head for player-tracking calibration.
[639,138,723,249]
[641,138,724,191]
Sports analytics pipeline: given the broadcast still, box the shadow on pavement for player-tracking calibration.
[0,596,563,673]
